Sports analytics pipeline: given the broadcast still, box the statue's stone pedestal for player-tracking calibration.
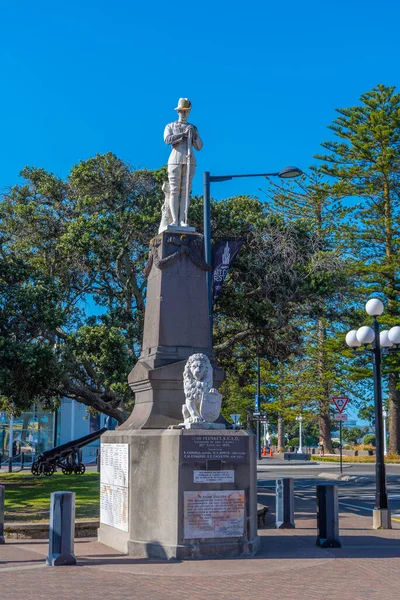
[122,229,224,430]
[97,429,260,560]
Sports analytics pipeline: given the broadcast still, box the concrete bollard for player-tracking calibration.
[0,485,5,544]
[275,477,295,529]
[316,484,341,548]
[46,491,77,566]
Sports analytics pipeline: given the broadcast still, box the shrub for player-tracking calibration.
[354,443,375,451]
[269,435,278,446]
[332,441,341,449]
[362,434,376,446]
[387,451,400,460]
[288,437,299,447]
[304,435,317,447]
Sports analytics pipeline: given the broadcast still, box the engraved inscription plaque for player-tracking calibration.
[182,434,248,463]
[184,490,245,539]
[100,443,129,532]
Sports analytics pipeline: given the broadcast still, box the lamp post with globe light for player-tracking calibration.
[383,409,388,456]
[295,415,303,453]
[345,298,400,529]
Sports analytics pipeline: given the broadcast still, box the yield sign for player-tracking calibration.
[332,396,349,414]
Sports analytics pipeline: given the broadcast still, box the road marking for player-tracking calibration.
[338,501,371,511]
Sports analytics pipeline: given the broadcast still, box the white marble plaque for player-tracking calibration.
[100,443,129,531]
[101,443,129,487]
[193,470,235,483]
[184,490,245,539]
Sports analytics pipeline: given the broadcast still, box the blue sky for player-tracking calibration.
[2,0,392,424]
[0,0,399,200]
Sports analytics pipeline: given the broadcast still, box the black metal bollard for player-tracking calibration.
[96,447,101,473]
[316,484,341,548]
[8,458,12,473]
[46,491,77,566]
[0,485,4,544]
[275,478,295,529]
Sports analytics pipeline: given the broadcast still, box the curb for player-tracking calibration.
[4,520,99,539]
[317,473,372,483]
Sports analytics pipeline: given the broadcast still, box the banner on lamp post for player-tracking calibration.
[212,239,243,303]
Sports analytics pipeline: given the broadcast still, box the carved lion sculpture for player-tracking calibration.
[158,181,173,234]
[182,353,222,425]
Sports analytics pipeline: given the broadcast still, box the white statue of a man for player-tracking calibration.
[164,98,203,227]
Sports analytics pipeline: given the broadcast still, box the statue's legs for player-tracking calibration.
[179,164,196,226]
[167,164,182,225]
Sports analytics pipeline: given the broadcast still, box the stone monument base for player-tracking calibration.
[98,428,260,560]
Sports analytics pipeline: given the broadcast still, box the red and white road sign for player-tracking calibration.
[334,413,348,421]
[332,396,349,413]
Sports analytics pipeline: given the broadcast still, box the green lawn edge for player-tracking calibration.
[0,471,100,522]
[311,456,400,464]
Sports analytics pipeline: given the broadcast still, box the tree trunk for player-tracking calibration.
[319,410,333,453]
[388,372,400,454]
[317,319,333,453]
[277,414,285,452]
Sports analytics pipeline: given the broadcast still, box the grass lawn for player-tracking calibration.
[0,471,100,522]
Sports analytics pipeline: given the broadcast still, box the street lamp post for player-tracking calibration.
[295,415,303,453]
[203,166,303,341]
[383,410,388,456]
[345,297,400,529]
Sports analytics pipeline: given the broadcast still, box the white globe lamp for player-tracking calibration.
[356,326,375,345]
[380,330,393,348]
[388,326,400,345]
[365,298,384,317]
[346,330,361,348]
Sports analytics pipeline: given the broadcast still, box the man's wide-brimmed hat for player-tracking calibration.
[175,98,192,111]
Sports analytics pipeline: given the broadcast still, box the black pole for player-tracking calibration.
[257,356,261,459]
[372,317,388,510]
[339,419,343,474]
[53,408,58,448]
[203,172,213,346]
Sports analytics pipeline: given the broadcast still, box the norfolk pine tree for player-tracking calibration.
[317,84,400,453]
[261,170,355,452]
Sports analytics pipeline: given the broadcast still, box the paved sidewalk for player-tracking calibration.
[1,496,399,600]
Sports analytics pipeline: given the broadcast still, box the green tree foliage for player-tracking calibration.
[0,156,341,423]
[256,170,356,452]
[0,153,164,421]
[358,403,375,426]
[316,84,400,452]
[342,427,363,444]
[190,194,349,435]
[362,433,376,446]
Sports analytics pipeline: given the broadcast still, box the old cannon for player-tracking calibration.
[31,427,107,476]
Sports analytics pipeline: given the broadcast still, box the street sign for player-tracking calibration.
[332,396,349,413]
[230,414,241,425]
[333,413,348,421]
[251,416,269,422]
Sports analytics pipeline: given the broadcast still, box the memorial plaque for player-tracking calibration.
[100,484,128,531]
[100,443,129,532]
[182,434,248,463]
[194,470,235,483]
[184,490,245,539]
